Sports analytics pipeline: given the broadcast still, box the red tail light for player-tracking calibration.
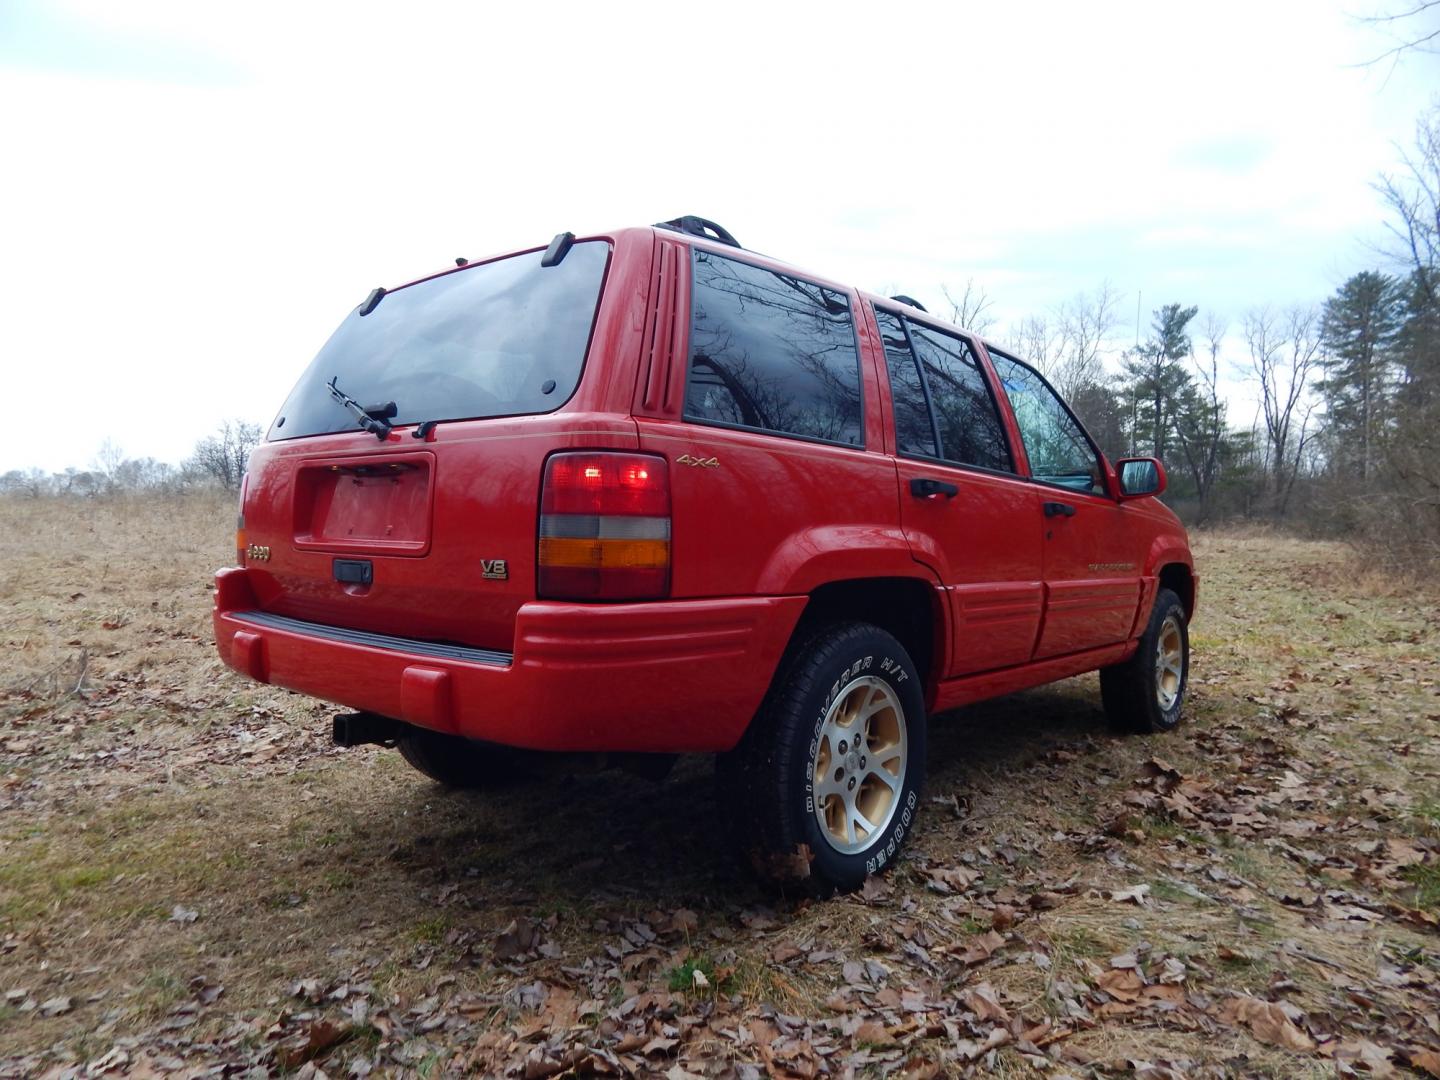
[235,472,249,566]
[538,452,670,600]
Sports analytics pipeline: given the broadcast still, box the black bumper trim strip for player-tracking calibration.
[228,610,512,666]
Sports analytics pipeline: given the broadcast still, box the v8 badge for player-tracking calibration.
[480,559,508,580]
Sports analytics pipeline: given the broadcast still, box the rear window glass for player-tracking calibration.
[269,241,609,440]
[684,249,863,447]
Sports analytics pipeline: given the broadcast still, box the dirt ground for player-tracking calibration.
[1,495,1438,1079]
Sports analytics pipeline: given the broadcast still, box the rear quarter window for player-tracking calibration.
[683,250,863,447]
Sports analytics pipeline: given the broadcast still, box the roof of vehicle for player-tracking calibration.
[386,221,1003,353]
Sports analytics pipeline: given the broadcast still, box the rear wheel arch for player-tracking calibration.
[788,576,944,691]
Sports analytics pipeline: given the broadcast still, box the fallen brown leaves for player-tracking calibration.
[1217,995,1314,1053]
[4,509,1440,1078]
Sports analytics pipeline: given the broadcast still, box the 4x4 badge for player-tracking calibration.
[676,454,719,469]
[480,559,508,580]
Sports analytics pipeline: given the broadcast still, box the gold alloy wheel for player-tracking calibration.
[811,675,907,855]
[1155,614,1185,711]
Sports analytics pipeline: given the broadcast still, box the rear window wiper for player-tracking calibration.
[326,376,395,441]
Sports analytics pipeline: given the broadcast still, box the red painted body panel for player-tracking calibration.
[893,463,1045,676]
[215,566,805,752]
[219,223,1196,753]
[1035,493,1145,658]
[637,418,911,598]
[932,641,1134,714]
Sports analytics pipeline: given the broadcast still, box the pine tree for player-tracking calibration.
[1318,272,1403,481]
[1121,304,1198,460]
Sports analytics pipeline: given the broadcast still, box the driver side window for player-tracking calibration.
[987,350,1107,496]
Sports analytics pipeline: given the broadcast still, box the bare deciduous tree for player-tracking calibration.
[995,282,1120,401]
[0,468,49,497]
[942,279,996,336]
[1048,282,1122,401]
[1244,306,1321,514]
[1360,1,1440,65]
[1010,314,1063,376]
[187,421,262,492]
[94,438,125,491]
[1377,106,1439,304]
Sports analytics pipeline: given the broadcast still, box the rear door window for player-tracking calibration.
[684,250,863,446]
[874,308,1012,473]
[270,241,609,440]
[873,310,938,458]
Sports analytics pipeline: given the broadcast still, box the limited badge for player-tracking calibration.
[480,559,508,580]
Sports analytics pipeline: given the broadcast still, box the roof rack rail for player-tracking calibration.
[655,216,741,249]
[889,294,928,312]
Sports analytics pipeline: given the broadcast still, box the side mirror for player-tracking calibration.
[1116,457,1167,499]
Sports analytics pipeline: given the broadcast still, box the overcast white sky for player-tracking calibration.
[1,0,1435,473]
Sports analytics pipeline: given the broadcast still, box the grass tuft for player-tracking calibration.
[1402,863,1440,911]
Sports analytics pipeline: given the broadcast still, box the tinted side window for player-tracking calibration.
[873,309,938,458]
[907,325,1012,472]
[988,351,1106,495]
[685,250,863,446]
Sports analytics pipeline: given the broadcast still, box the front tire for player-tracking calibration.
[721,622,927,895]
[1100,587,1189,734]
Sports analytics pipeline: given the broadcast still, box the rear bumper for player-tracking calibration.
[212,567,805,753]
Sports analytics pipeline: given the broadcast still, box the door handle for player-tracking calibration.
[909,477,959,499]
[1043,501,1076,518]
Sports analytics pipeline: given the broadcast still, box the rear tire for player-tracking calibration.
[396,727,534,788]
[1100,587,1189,734]
[721,622,927,895]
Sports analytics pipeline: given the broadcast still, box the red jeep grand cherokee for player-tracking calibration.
[215,216,1196,893]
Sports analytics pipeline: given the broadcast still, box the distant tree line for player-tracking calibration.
[0,420,261,498]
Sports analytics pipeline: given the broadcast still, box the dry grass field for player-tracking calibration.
[1,496,1438,1078]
